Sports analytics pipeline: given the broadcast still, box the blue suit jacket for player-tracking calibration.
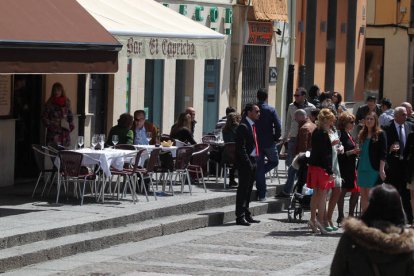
[255,101,282,148]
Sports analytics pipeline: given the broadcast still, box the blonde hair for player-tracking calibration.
[316,108,335,129]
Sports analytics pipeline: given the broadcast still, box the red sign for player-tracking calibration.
[247,21,273,46]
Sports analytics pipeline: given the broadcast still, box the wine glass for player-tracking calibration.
[99,134,105,150]
[91,134,98,150]
[112,135,119,146]
[146,132,152,143]
[77,136,84,149]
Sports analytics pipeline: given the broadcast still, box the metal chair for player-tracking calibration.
[168,146,194,194]
[110,149,145,203]
[188,143,210,193]
[221,142,236,189]
[57,151,98,205]
[135,148,161,200]
[201,135,217,144]
[31,144,58,198]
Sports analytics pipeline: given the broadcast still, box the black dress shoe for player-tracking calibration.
[236,217,251,226]
[245,216,260,223]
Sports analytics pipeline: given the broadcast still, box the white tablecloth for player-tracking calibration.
[56,148,137,177]
[134,145,177,157]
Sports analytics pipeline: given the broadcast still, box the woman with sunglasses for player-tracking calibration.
[336,112,360,225]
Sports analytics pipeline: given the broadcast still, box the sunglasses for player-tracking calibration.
[293,94,301,97]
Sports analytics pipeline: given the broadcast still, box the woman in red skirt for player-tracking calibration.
[307,108,337,234]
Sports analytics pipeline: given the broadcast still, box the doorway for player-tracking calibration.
[364,39,385,100]
[242,46,266,108]
[145,59,164,129]
[13,75,43,179]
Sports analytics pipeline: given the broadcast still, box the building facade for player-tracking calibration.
[366,0,413,104]
[291,0,366,102]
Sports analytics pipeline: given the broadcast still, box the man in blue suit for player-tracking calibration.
[255,88,282,201]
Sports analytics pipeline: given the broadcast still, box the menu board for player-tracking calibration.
[0,75,12,117]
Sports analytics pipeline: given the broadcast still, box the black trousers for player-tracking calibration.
[387,158,413,222]
[235,157,256,218]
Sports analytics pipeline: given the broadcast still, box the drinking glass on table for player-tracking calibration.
[98,134,105,150]
[91,134,98,150]
[112,135,119,146]
[77,136,84,149]
[146,132,152,143]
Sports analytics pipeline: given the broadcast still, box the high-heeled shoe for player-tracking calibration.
[308,220,319,233]
[328,221,338,231]
[315,220,329,235]
[336,216,344,227]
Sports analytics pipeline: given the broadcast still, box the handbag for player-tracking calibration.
[60,118,70,131]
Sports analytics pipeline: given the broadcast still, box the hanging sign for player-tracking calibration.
[246,21,273,46]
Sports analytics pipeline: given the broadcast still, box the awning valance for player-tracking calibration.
[0,0,121,73]
[77,0,226,60]
[246,0,289,22]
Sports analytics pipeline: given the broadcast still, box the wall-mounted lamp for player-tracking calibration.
[320,21,327,32]
[359,25,365,35]
[341,23,347,33]
[298,21,304,32]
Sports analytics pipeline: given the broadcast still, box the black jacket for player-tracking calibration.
[338,130,357,189]
[384,120,413,159]
[404,132,414,182]
[308,128,333,175]
[363,131,387,171]
[331,218,414,276]
[235,118,255,170]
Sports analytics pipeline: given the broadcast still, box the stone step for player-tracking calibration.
[0,182,285,250]
[0,197,289,272]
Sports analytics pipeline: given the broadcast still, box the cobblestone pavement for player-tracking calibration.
[6,212,342,276]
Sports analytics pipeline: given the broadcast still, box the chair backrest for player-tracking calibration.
[59,151,83,177]
[145,148,161,172]
[114,144,136,150]
[32,144,47,171]
[202,135,217,144]
[130,149,146,170]
[191,144,210,173]
[175,146,194,170]
[222,142,236,165]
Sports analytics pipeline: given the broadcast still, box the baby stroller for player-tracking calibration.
[287,152,312,222]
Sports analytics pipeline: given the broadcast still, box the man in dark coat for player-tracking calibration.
[255,88,281,201]
[234,103,261,226]
[384,106,414,223]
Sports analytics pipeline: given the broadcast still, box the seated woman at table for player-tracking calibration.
[222,112,241,143]
[170,112,196,145]
[106,113,134,146]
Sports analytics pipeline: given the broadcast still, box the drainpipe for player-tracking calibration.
[286,0,296,112]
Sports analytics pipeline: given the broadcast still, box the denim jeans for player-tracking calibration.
[283,137,297,194]
[256,145,279,199]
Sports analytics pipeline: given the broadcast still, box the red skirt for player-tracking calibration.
[307,165,334,190]
[346,170,360,193]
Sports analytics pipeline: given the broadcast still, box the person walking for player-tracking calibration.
[42,82,75,147]
[357,111,387,213]
[306,109,336,234]
[255,88,282,201]
[384,106,413,223]
[276,87,315,198]
[331,184,414,276]
[234,103,261,226]
[336,112,360,225]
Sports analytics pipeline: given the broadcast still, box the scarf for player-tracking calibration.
[52,96,66,107]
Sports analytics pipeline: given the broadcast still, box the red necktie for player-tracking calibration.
[252,124,259,156]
